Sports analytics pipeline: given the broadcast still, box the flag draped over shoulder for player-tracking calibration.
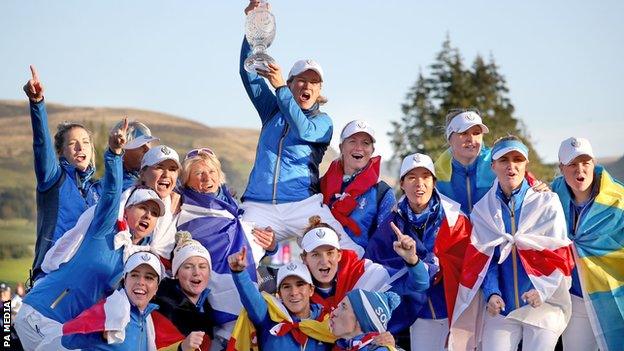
[177,188,259,326]
[227,292,336,351]
[62,289,185,350]
[553,167,624,351]
[310,250,394,313]
[449,182,574,350]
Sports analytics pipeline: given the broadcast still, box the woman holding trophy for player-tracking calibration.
[238,0,363,255]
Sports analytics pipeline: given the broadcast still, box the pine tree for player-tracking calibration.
[389,37,554,180]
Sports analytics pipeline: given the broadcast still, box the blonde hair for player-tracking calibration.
[180,151,226,187]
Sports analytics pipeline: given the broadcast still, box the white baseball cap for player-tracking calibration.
[276,260,313,288]
[125,135,159,150]
[445,111,490,140]
[300,227,340,252]
[140,145,181,169]
[400,153,436,179]
[125,188,166,217]
[340,119,376,143]
[288,59,324,82]
[558,137,594,165]
[124,250,163,281]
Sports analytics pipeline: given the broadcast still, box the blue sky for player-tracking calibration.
[2,1,622,163]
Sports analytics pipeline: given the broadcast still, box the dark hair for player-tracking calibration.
[492,134,521,148]
[54,121,95,167]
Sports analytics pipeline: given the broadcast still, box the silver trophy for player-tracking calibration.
[244,0,276,73]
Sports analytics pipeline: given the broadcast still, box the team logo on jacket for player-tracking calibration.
[161,146,171,155]
[286,262,298,271]
[315,229,325,238]
[359,197,367,209]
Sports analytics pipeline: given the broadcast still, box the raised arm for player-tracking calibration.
[90,119,127,238]
[24,65,62,191]
[275,86,333,143]
[229,247,269,324]
[239,36,279,124]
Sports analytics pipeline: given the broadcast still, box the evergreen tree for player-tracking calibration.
[389,37,554,179]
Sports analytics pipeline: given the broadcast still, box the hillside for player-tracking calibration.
[0,99,338,197]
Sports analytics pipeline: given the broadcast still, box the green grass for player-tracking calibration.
[0,219,36,245]
[0,256,32,287]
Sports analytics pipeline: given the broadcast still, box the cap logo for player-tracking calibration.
[315,229,325,239]
[413,154,421,163]
[286,262,297,271]
[306,59,313,65]
[356,121,367,129]
[465,113,476,121]
[571,138,581,147]
[160,146,171,155]
[140,253,151,262]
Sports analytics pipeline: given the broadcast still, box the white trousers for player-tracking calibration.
[562,295,598,351]
[481,313,560,351]
[241,194,364,257]
[13,303,75,351]
[410,318,449,351]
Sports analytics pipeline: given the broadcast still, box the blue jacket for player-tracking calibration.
[24,149,124,323]
[329,180,396,250]
[366,194,449,332]
[239,38,333,204]
[232,270,332,351]
[552,170,601,298]
[434,147,495,214]
[122,169,139,191]
[62,299,158,351]
[481,180,536,315]
[29,100,102,280]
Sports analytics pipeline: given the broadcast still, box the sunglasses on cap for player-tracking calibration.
[184,147,215,161]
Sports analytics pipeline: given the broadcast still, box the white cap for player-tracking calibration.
[140,145,181,169]
[276,260,313,288]
[445,111,490,140]
[288,59,324,82]
[172,239,212,277]
[400,153,436,179]
[124,251,163,281]
[125,188,166,217]
[558,137,594,165]
[125,135,159,150]
[340,119,376,143]
[300,227,340,252]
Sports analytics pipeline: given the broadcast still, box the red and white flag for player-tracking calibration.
[449,183,574,350]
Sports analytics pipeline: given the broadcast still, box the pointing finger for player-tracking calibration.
[390,222,402,240]
[240,245,247,262]
[30,65,39,81]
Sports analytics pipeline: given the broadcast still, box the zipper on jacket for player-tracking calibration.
[50,288,69,309]
[427,297,437,319]
[510,198,520,309]
[466,176,473,212]
[272,123,290,204]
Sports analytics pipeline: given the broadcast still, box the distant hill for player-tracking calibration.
[0,99,338,221]
[601,156,624,181]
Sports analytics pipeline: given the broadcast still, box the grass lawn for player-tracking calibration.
[0,256,32,287]
[0,219,36,245]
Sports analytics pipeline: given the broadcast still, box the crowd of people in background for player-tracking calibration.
[2,1,623,350]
